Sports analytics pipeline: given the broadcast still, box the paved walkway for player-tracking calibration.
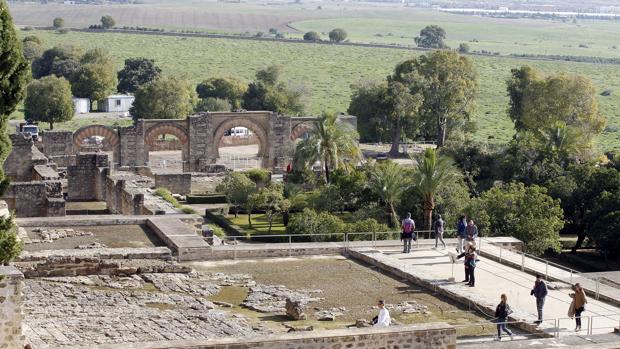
[478,238,620,307]
[350,246,620,338]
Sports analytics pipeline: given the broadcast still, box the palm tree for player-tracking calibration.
[294,112,361,183]
[413,148,457,232]
[368,161,410,227]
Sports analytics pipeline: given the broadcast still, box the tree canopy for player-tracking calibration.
[53,17,64,29]
[328,28,347,43]
[117,57,162,94]
[414,25,448,49]
[32,45,82,79]
[101,15,115,29]
[24,76,74,129]
[242,65,305,114]
[466,182,563,256]
[303,31,321,42]
[196,77,246,109]
[130,76,195,120]
[22,36,44,62]
[71,62,117,105]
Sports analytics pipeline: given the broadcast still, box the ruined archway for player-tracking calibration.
[144,123,189,173]
[290,123,313,141]
[73,125,120,153]
[212,118,269,169]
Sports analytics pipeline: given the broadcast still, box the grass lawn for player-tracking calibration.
[228,213,286,236]
[19,30,620,151]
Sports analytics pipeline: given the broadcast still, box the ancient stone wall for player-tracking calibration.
[89,323,455,349]
[67,153,110,201]
[3,134,48,182]
[0,266,25,349]
[39,130,75,167]
[2,181,65,217]
[154,173,192,195]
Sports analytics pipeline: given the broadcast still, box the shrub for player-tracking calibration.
[245,168,270,184]
[328,28,347,43]
[207,224,226,238]
[303,31,321,41]
[181,206,196,214]
[154,187,181,208]
[458,43,470,53]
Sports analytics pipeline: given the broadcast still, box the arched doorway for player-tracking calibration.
[212,119,268,170]
[144,123,189,173]
[73,125,120,163]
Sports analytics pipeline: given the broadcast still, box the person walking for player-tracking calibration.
[466,219,479,245]
[457,244,477,287]
[530,274,548,324]
[494,294,514,341]
[434,215,446,249]
[570,283,587,331]
[373,300,391,327]
[456,215,467,253]
[401,213,415,254]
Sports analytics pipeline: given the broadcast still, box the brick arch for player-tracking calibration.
[212,118,269,159]
[290,123,313,141]
[144,123,189,149]
[73,125,120,151]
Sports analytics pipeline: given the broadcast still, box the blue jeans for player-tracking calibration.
[402,238,412,253]
[536,297,545,321]
[497,318,512,337]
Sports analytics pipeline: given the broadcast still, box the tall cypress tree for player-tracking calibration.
[0,0,30,194]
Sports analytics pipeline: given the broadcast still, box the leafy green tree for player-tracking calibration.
[216,172,256,218]
[101,15,115,29]
[507,66,605,154]
[53,17,64,29]
[1,0,30,196]
[412,148,458,231]
[348,80,391,143]
[24,76,74,130]
[303,31,321,42]
[395,50,477,146]
[467,183,564,256]
[294,112,361,183]
[32,45,81,78]
[458,43,470,53]
[196,77,246,109]
[254,183,287,233]
[384,79,423,155]
[80,48,113,65]
[117,57,162,94]
[50,58,80,80]
[0,214,22,266]
[195,97,231,112]
[368,161,411,227]
[130,76,195,120]
[71,62,117,108]
[22,36,44,62]
[328,28,347,42]
[242,65,304,114]
[414,25,448,49]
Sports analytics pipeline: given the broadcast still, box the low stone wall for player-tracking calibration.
[2,181,65,217]
[146,217,211,261]
[17,247,172,262]
[84,323,456,349]
[0,266,25,349]
[155,173,192,195]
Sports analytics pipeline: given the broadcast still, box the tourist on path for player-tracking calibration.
[456,215,467,253]
[373,300,391,327]
[494,294,514,341]
[401,213,415,254]
[434,215,446,249]
[465,219,479,244]
[457,244,477,287]
[570,283,587,331]
[530,274,548,324]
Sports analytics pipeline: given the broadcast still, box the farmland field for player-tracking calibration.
[21,29,620,151]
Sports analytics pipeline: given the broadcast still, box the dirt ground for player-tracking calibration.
[191,256,493,335]
[24,224,165,251]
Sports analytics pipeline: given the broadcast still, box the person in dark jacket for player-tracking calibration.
[495,294,514,341]
[457,245,477,287]
[530,274,548,324]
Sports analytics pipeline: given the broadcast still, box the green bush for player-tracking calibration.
[245,168,270,184]
[207,224,226,238]
[154,187,181,208]
[181,206,196,214]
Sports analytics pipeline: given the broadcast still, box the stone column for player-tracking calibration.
[0,266,25,349]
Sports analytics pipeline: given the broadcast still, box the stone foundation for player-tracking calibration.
[0,266,25,349]
[82,323,456,349]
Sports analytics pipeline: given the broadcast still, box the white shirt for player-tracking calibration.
[374,308,391,327]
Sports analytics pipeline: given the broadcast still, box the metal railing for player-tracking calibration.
[479,237,580,284]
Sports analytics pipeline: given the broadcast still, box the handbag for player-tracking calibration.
[568,300,576,318]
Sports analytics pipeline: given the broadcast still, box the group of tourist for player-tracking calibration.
[394,213,589,341]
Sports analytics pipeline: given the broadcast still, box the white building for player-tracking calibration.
[98,95,135,113]
[72,98,90,114]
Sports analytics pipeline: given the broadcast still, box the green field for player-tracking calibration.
[23,30,620,151]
